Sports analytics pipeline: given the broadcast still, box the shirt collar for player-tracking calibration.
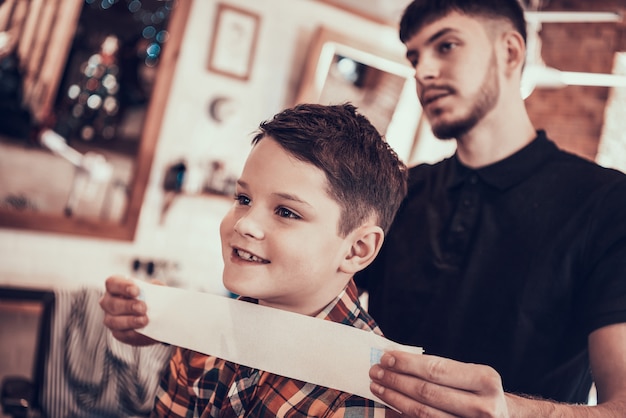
[316,279,367,326]
[239,279,377,331]
[448,130,558,190]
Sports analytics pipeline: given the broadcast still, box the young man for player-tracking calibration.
[360,1,626,417]
[100,103,408,417]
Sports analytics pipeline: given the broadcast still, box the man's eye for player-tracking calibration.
[439,42,456,53]
[234,194,250,206]
[276,207,300,219]
[406,53,418,68]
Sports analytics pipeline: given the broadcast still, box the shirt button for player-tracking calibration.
[469,175,478,184]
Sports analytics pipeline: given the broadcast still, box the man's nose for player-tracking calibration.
[414,56,439,84]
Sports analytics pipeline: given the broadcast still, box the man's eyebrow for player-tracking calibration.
[406,27,460,60]
[427,27,459,45]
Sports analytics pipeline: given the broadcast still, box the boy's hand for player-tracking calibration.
[100,275,158,346]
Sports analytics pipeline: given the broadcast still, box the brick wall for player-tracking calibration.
[597,52,626,172]
[523,0,626,161]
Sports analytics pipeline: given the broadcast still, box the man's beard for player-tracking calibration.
[430,52,500,140]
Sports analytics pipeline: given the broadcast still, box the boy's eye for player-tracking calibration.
[276,207,300,219]
[234,194,251,206]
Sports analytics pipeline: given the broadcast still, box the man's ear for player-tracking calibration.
[339,225,384,275]
[501,30,526,76]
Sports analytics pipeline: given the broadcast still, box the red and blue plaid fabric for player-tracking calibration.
[151,279,386,417]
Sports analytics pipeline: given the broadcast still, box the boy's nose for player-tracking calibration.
[233,212,265,239]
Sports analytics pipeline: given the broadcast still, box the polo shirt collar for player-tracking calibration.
[448,130,558,190]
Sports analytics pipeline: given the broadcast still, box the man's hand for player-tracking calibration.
[99,275,157,346]
[370,351,509,418]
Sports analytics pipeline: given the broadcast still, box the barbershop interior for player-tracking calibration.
[0,0,625,416]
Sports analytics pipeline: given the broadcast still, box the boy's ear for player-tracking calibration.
[339,225,384,275]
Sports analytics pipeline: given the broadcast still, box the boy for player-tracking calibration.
[101,103,407,417]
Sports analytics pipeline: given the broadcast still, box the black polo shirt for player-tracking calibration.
[356,131,626,403]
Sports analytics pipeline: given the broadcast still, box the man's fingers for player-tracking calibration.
[370,379,457,418]
[370,352,507,417]
[370,363,460,416]
[378,351,502,394]
[371,364,488,417]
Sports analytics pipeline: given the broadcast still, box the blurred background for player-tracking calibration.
[0,0,624,294]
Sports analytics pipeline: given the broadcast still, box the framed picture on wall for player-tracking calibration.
[207,3,261,81]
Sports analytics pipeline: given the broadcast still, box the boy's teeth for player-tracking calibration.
[237,249,264,262]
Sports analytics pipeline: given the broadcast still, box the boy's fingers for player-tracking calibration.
[101,275,158,347]
[110,329,157,347]
[99,289,146,315]
[104,275,140,298]
[103,312,147,331]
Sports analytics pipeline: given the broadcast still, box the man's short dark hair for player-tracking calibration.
[252,103,407,236]
[399,0,527,44]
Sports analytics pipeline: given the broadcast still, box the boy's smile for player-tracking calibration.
[219,137,356,316]
[232,247,269,264]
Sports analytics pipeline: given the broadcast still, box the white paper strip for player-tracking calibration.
[134,279,422,405]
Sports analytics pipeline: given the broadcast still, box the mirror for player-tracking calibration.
[0,0,191,240]
[294,26,421,161]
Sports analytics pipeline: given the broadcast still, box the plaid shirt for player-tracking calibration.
[151,279,386,417]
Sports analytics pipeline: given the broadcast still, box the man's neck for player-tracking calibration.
[454,96,536,168]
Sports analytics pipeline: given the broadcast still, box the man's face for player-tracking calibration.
[219,137,354,316]
[404,12,501,139]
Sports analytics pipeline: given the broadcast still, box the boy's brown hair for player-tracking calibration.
[252,103,407,236]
